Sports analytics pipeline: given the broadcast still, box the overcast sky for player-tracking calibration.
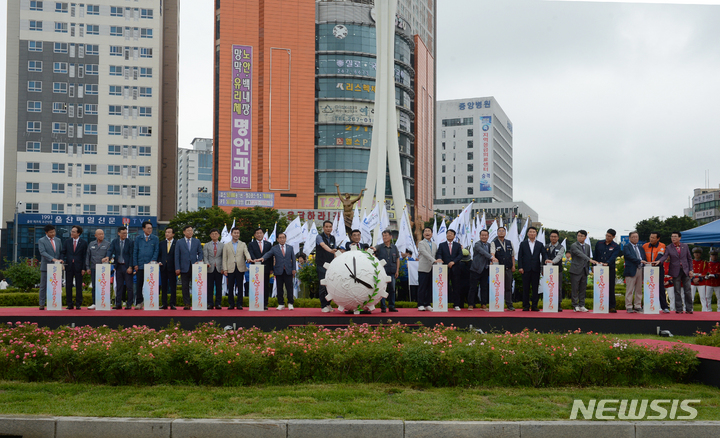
[1,0,718,239]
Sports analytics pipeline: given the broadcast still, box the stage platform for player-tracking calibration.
[1,307,718,336]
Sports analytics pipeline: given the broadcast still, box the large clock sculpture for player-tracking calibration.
[320,250,390,313]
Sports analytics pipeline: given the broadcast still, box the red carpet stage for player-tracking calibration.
[1,307,718,336]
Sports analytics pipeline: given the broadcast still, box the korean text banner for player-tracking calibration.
[231,45,253,189]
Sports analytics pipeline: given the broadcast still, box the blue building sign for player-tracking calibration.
[18,214,157,228]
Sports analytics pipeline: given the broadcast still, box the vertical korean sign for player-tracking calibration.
[543,265,559,312]
[95,264,112,311]
[232,45,253,189]
[644,266,660,314]
[432,264,448,312]
[47,263,63,311]
[249,263,265,311]
[143,263,159,311]
[593,265,609,313]
[489,264,505,312]
[192,264,207,311]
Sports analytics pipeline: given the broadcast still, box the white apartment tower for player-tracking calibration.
[435,97,513,206]
[3,0,178,226]
[177,138,213,213]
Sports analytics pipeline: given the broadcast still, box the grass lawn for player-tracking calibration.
[1,382,719,421]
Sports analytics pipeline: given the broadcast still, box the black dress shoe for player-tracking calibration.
[39,306,45,310]
[506,306,515,311]
[160,305,168,310]
[237,306,243,310]
[66,306,74,310]
[609,308,617,313]
[389,308,398,312]
[531,308,540,312]
[381,308,387,313]
[228,306,235,310]
[264,307,268,310]
[558,308,563,312]
[687,310,694,314]
[522,308,530,312]
[113,305,122,310]
[183,306,190,310]
[125,307,132,310]
[215,305,222,310]
[170,305,177,310]
[676,310,683,314]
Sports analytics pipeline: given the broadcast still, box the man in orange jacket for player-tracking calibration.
[643,232,670,313]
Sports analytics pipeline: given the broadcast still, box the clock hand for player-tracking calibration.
[353,257,357,277]
[344,264,359,282]
[356,276,373,289]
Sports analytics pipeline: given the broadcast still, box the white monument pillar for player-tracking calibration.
[361,0,408,219]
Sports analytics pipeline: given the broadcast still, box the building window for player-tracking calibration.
[442,188,446,196]
[30,1,44,11]
[51,183,65,194]
[138,186,150,196]
[108,145,121,155]
[84,124,97,135]
[138,107,152,117]
[467,187,474,195]
[52,122,67,134]
[441,177,446,184]
[27,122,41,133]
[55,2,68,13]
[139,87,152,97]
[51,102,66,114]
[140,67,152,78]
[86,44,99,55]
[83,184,97,195]
[85,84,98,95]
[26,183,40,193]
[83,205,96,215]
[54,42,68,53]
[53,82,68,94]
[27,101,42,112]
[54,22,68,33]
[441,153,446,162]
[467,164,474,172]
[109,105,122,115]
[28,60,43,72]
[467,175,474,183]
[109,125,121,136]
[25,203,39,214]
[85,24,99,35]
[107,205,120,214]
[107,185,120,196]
[51,163,66,174]
[26,141,41,152]
[51,204,64,214]
[84,164,97,175]
[467,152,473,160]
[110,6,123,16]
[28,81,42,92]
[53,62,68,73]
[467,129,473,137]
[110,26,122,36]
[138,146,151,156]
[84,104,98,115]
[109,85,122,96]
[109,66,123,76]
[138,126,151,137]
[140,9,153,19]
[86,4,99,15]
[85,64,98,75]
[138,206,150,216]
[109,46,122,56]
[138,166,151,176]
[441,165,446,173]
[140,28,152,38]
[52,142,66,153]
[139,48,152,58]
[108,165,121,175]
[467,141,473,148]
[30,21,43,31]
[28,41,43,52]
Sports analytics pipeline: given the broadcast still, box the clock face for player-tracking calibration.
[320,250,389,312]
[333,24,348,39]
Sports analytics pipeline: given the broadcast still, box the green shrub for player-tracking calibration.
[695,323,720,347]
[1,258,42,291]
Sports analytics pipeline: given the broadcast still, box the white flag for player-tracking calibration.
[518,218,529,243]
[437,218,448,245]
[538,227,546,246]
[561,238,568,254]
[268,222,277,244]
[220,224,229,244]
[332,212,349,248]
[351,205,361,232]
[488,219,499,243]
[499,217,504,229]
[395,209,418,259]
[431,217,438,244]
[361,204,380,245]
[284,216,304,255]
[508,218,521,261]
[221,219,235,244]
[304,221,318,255]
[375,204,390,246]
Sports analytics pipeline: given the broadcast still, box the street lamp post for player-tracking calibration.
[13,202,22,263]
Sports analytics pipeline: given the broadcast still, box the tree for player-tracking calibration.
[166,206,290,244]
[166,206,231,243]
[635,215,697,245]
[2,258,42,291]
[230,206,289,244]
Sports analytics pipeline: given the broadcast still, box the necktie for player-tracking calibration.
[449,241,452,254]
[50,238,55,252]
[187,239,191,250]
[634,244,641,260]
[145,235,148,242]
[119,240,124,263]
[281,245,285,256]
[214,242,217,256]
[73,240,77,251]
[167,241,171,253]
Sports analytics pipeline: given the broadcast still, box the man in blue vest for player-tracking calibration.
[490,226,516,311]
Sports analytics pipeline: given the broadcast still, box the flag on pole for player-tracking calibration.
[499,217,504,229]
[431,217,438,244]
[332,212,349,247]
[518,217,529,242]
[395,208,418,258]
[304,221,318,255]
[351,205,361,232]
[284,216,304,255]
[221,219,235,244]
[508,218,521,261]
[361,204,380,245]
[488,219,499,243]
[375,204,390,246]
[437,218,448,245]
[538,227,545,246]
[220,224,229,244]
[268,222,277,244]
[480,212,487,231]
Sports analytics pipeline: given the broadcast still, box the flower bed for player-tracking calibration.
[695,322,720,347]
[0,322,698,387]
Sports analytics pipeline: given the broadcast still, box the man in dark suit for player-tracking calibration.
[175,225,203,310]
[61,225,88,309]
[435,229,463,311]
[103,226,134,310]
[468,229,492,310]
[569,230,599,312]
[656,231,695,314]
[623,231,647,313]
[38,224,63,310]
[260,232,296,310]
[158,227,177,309]
[544,230,565,311]
[517,227,548,311]
[248,227,272,310]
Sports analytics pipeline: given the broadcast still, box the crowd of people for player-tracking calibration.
[35,220,718,315]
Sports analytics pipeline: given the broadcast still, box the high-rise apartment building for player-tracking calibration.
[177,138,213,213]
[3,0,178,259]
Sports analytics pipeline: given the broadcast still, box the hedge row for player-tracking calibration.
[0,322,699,387]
